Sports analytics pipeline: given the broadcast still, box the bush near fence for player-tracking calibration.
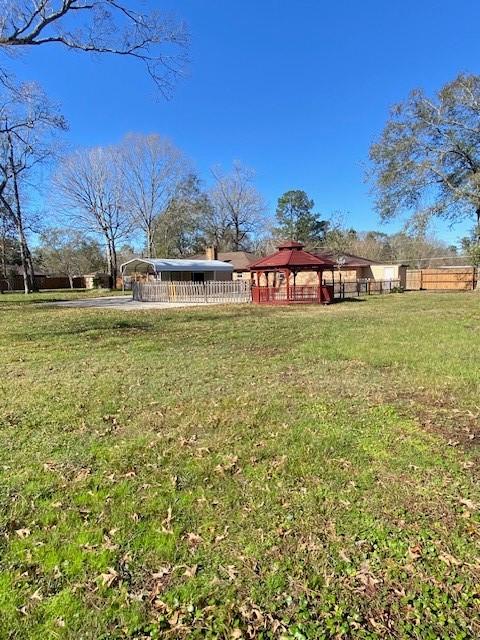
[406,268,477,291]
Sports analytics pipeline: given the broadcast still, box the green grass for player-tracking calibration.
[0,292,479,639]
[0,288,129,305]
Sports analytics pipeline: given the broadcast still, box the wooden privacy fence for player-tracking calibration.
[0,275,87,292]
[132,280,252,303]
[406,268,477,291]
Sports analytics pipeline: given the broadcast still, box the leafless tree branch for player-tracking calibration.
[0,0,189,95]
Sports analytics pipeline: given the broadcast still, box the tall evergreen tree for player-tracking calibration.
[274,190,327,245]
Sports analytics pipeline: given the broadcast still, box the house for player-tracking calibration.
[191,247,257,280]
[295,250,407,288]
[120,257,234,283]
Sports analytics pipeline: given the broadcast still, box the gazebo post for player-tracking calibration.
[317,270,323,304]
[285,269,291,303]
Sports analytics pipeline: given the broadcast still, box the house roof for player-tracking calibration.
[312,249,381,268]
[120,257,234,275]
[249,241,336,271]
[190,250,257,271]
[3,264,46,276]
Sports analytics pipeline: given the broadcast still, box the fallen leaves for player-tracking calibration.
[407,544,422,562]
[184,532,202,548]
[355,562,381,595]
[183,564,198,578]
[149,566,172,598]
[214,526,229,543]
[459,497,478,511]
[30,589,42,602]
[221,564,239,581]
[214,454,241,475]
[339,549,351,563]
[438,552,461,566]
[98,567,118,588]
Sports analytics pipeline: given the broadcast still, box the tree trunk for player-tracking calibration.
[7,133,37,293]
[474,208,480,290]
[68,274,74,289]
[105,237,117,289]
[111,241,118,288]
[147,226,155,257]
[25,242,36,292]
[0,230,6,279]
[16,221,32,294]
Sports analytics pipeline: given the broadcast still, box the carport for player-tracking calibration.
[120,257,234,283]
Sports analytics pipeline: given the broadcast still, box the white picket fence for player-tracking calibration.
[132,280,252,304]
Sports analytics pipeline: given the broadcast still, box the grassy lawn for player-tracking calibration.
[0,292,479,639]
[0,289,129,305]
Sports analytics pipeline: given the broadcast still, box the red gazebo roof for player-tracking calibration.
[249,241,336,271]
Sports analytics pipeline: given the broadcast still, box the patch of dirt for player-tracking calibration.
[389,389,479,455]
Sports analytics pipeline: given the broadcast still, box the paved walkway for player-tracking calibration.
[48,296,212,311]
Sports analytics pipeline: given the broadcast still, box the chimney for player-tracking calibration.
[206,246,218,261]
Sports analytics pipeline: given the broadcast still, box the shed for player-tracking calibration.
[292,250,407,288]
[120,257,234,283]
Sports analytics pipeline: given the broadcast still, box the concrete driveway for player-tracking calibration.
[48,296,212,311]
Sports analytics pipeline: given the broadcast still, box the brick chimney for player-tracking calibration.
[206,246,218,261]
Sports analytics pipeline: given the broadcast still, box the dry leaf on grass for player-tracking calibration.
[339,549,351,563]
[214,526,229,543]
[185,532,202,547]
[162,506,174,534]
[459,497,478,511]
[407,545,422,561]
[183,564,198,578]
[221,565,239,581]
[439,552,461,566]
[99,567,118,588]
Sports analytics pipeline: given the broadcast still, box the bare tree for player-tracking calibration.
[36,228,104,287]
[55,145,131,287]
[119,133,189,256]
[0,82,65,292]
[0,0,188,95]
[154,173,212,257]
[209,162,266,251]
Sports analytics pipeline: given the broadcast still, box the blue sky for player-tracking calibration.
[8,0,480,245]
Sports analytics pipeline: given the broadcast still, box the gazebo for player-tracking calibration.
[249,240,337,304]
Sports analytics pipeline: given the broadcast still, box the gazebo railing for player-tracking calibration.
[252,284,334,304]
